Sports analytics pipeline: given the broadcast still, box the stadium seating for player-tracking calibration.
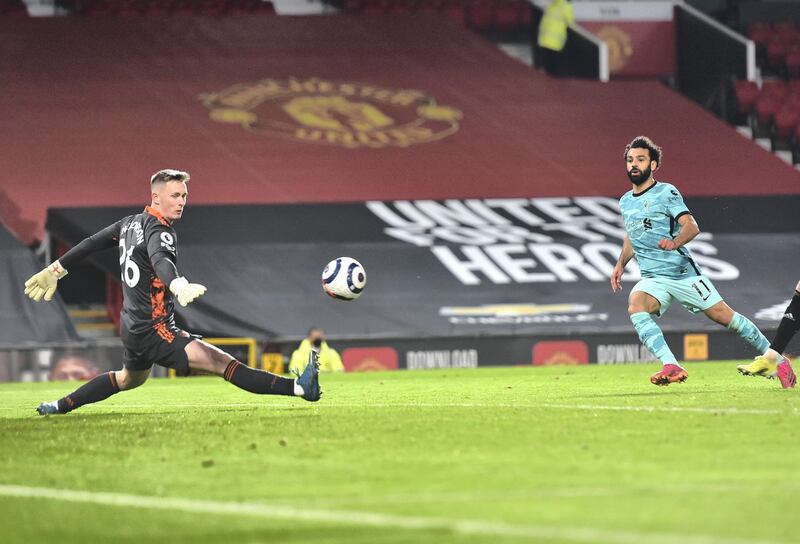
[734,77,800,151]
[63,0,276,16]
[731,18,800,161]
[0,0,28,15]
[332,0,531,33]
[746,21,800,78]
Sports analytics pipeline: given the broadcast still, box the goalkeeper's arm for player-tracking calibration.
[151,253,206,307]
[24,221,121,302]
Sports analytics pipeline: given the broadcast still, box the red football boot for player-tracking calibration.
[650,364,688,386]
[777,358,797,389]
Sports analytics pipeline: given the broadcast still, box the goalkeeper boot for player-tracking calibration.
[737,356,776,378]
[36,401,60,415]
[776,358,797,389]
[650,364,688,386]
[295,350,322,402]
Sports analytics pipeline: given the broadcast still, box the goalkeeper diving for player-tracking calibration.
[26,169,321,415]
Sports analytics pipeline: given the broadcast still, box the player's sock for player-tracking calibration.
[223,360,295,396]
[56,371,120,414]
[728,312,770,353]
[630,312,679,365]
[763,348,783,363]
[770,292,800,353]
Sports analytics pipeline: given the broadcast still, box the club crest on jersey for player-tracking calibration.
[199,77,463,149]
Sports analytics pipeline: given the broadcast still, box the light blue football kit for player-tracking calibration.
[619,181,769,364]
[619,181,721,315]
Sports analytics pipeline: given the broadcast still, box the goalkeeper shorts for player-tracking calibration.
[121,323,194,376]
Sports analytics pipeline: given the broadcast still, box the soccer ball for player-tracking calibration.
[321,257,366,301]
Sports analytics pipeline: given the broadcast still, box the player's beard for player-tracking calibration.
[627,164,652,185]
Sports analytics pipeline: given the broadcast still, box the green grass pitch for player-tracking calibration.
[1,362,798,544]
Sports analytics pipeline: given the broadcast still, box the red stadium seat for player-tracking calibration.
[342,0,362,11]
[767,38,789,72]
[785,93,800,109]
[387,0,416,15]
[144,0,173,15]
[747,22,773,54]
[794,122,800,162]
[761,79,789,101]
[493,0,525,32]
[774,21,800,41]
[0,0,28,15]
[755,95,781,127]
[361,0,385,14]
[171,0,195,14]
[519,0,532,25]
[787,48,800,80]
[468,0,495,31]
[78,0,114,15]
[206,0,230,16]
[746,21,771,35]
[734,80,759,117]
[117,0,147,15]
[256,1,276,13]
[440,0,466,25]
[773,105,800,140]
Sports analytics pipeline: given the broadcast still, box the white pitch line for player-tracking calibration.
[37,402,793,416]
[537,403,793,416]
[280,481,800,507]
[3,402,795,417]
[0,484,786,544]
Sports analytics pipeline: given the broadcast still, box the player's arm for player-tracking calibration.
[658,213,699,251]
[24,221,121,302]
[147,226,206,307]
[610,235,633,293]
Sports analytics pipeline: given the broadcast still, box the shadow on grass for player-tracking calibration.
[569,389,710,399]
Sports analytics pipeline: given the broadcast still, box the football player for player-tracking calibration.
[737,280,800,379]
[610,136,795,388]
[28,169,321,415]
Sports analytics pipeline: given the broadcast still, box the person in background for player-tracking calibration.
[537,0,575,76]
[290,327,344,374]
[50,353,101,381]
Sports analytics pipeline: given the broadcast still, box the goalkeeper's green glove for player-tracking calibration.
[24,260,68,302]
[169,277,207,307]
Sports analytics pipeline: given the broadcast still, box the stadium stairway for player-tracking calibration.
[66,304,117,339]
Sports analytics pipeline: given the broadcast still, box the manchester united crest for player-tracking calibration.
[200,77,463,149]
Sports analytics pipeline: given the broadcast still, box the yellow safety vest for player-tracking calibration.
[289,339,345,373]
[537,0,575,52]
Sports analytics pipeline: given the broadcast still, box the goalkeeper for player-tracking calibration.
[27,169,321,415]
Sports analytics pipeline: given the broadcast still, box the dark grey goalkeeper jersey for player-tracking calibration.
[60,206,181,336]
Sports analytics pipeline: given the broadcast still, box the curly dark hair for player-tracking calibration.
[623,136,662,167]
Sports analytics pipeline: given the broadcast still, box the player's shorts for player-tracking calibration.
[631,274,723,317]
[120,323,195,376]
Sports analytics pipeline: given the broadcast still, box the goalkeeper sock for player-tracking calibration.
[223,360,296,396]
[630,312,679,365]
[57,372,120,414]
[728,312,770,353]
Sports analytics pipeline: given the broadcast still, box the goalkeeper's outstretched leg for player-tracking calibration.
[185,339,321,402]
[36,367,150,415]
